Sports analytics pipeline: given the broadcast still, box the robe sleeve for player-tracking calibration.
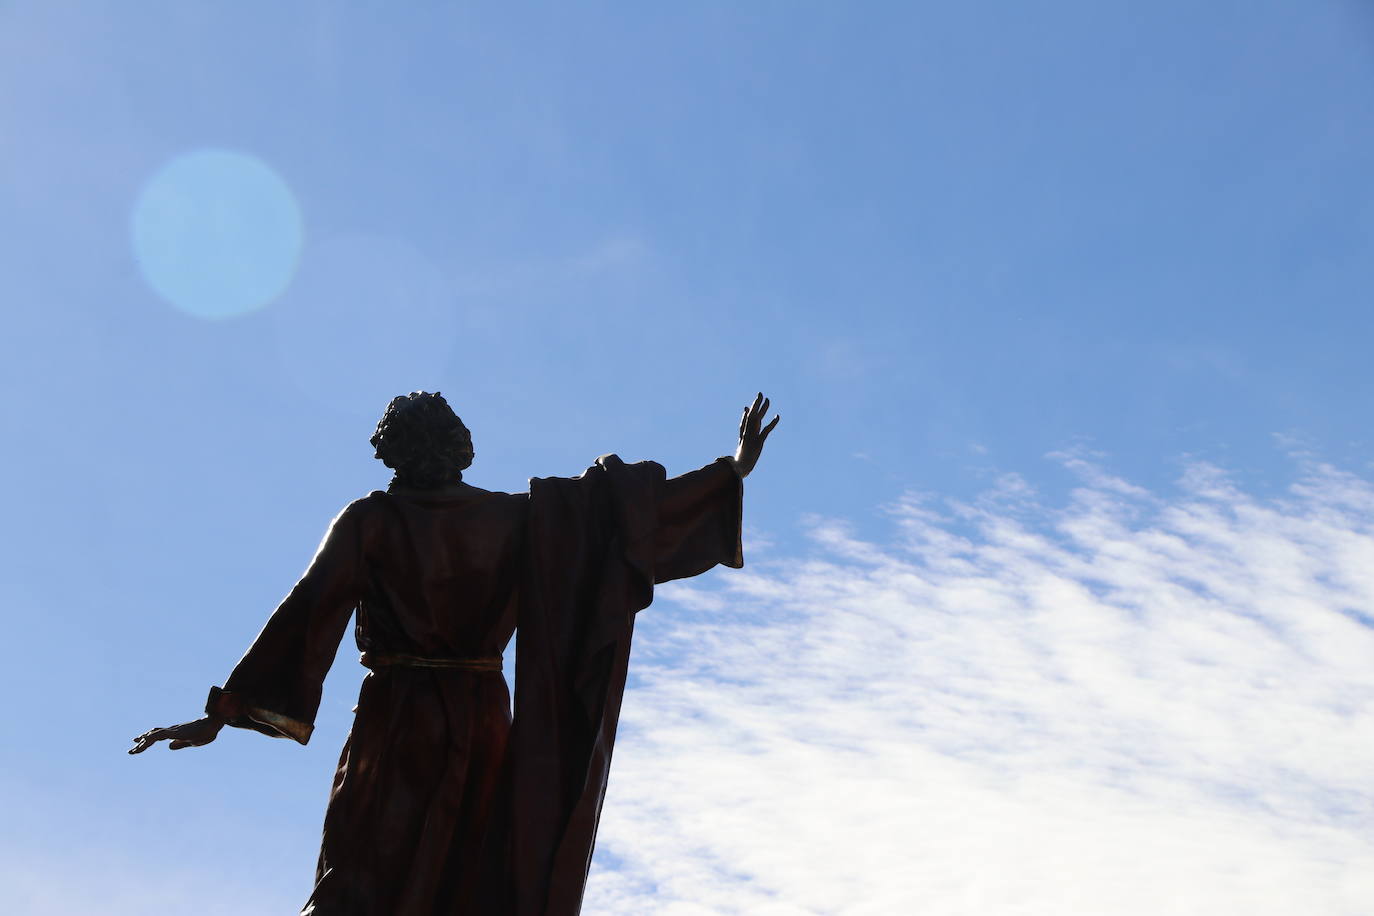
[653,456,744,583]
[204,500,368,745]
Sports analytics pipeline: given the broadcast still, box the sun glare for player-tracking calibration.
[131,148,303,320]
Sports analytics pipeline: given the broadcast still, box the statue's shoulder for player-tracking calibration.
[590,454,664,476]
[369,484,525,507]
[335,491,390,521]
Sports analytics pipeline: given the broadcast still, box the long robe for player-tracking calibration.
[206,456,743,915]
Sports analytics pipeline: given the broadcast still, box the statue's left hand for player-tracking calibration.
[128,716,224,754]
[733,392,780,479]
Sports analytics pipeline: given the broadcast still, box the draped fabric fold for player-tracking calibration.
[513,455,742,915]
[512,456,657,916]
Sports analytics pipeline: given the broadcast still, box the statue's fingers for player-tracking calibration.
[762,414,780,437]
[129,733,159,754]
[746,400,764,431]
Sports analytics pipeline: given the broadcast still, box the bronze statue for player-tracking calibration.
[130,392,779,915]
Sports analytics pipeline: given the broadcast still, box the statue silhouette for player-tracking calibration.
[132,391,779,915]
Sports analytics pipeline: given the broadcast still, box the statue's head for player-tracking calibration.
[369,391,474,489]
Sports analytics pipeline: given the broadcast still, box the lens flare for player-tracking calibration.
[131,149,303,320]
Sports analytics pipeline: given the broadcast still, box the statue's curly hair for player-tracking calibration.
[369,391,474,490]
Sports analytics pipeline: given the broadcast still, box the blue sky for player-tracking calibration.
[4,2,1374,913]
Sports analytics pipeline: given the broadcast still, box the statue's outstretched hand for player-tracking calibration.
[128,716,224,754]
[733,392,780,479]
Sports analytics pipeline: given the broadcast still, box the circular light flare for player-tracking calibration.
[131,149,303,320]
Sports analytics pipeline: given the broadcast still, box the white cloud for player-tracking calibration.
[593,455,1374,914]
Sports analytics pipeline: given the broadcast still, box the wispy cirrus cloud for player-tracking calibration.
[590,453,1374,914]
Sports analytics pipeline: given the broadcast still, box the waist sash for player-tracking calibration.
[359,651,503,672]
